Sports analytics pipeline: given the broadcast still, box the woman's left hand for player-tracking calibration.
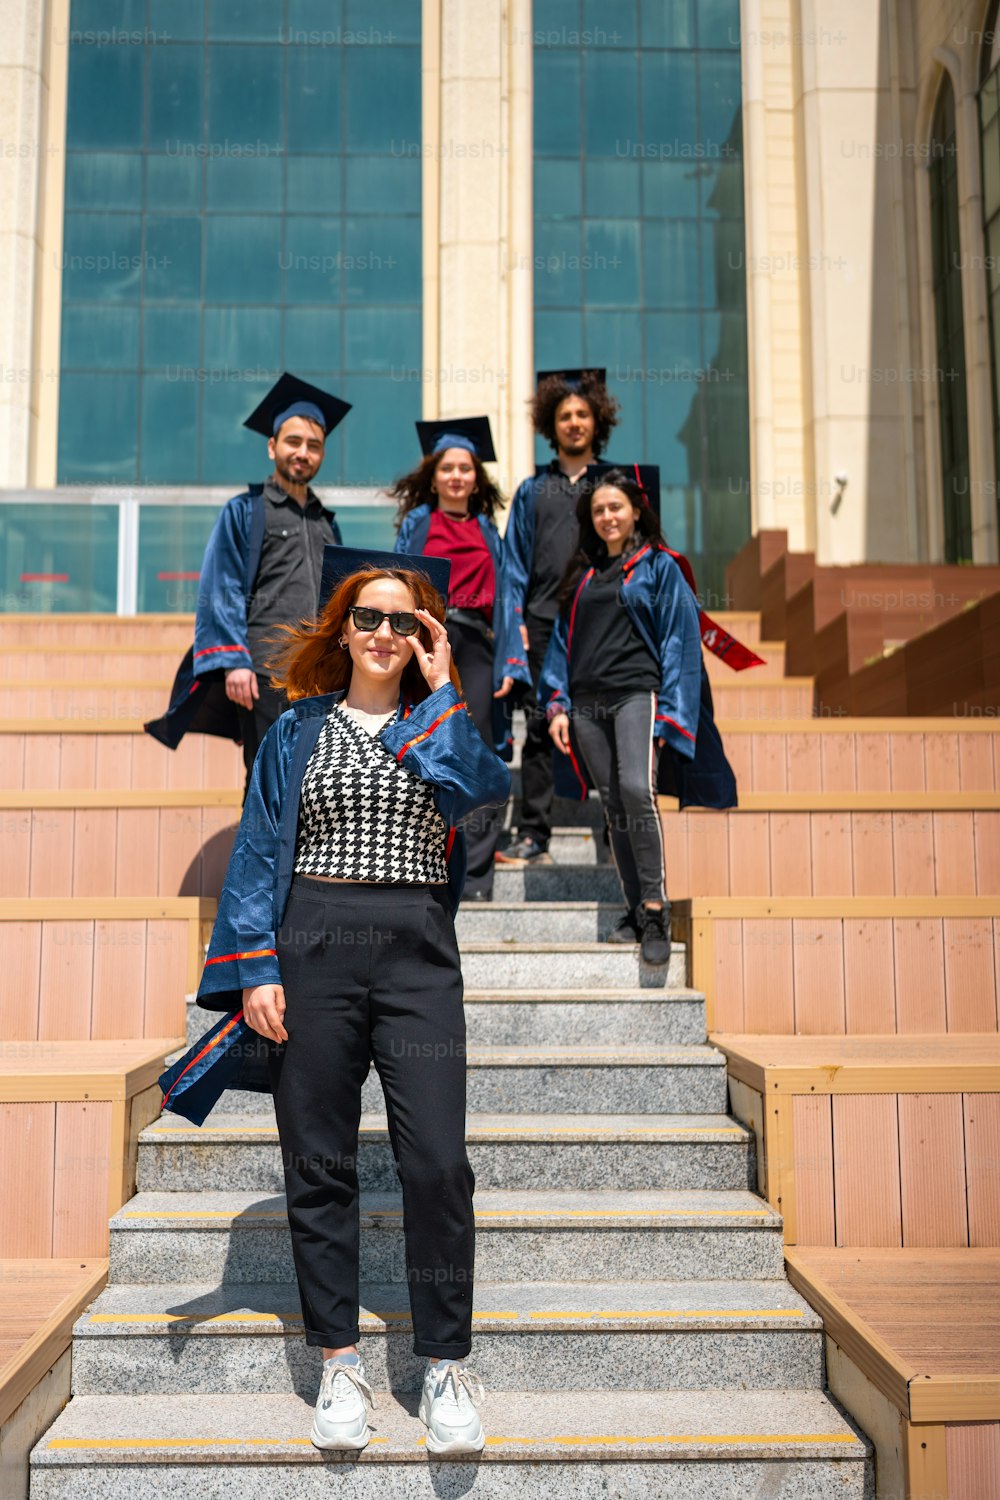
[656,736,665,750]
[493,675,514,699]
[411,607,453,691]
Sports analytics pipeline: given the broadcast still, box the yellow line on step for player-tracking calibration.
[526,1308,805,1320]
[121,1208,771,1221]
[46,1437,387,1449]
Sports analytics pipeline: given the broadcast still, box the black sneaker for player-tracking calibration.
[638,904,672,966]
[605,907,639,944]
[495,836,553,866]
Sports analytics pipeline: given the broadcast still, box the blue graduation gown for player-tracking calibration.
[144,487,343,750]
[538,542,738,810]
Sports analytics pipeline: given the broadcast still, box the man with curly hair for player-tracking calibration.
[499,368,619,864]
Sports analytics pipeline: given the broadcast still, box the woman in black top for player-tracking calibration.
[542,474,704,965]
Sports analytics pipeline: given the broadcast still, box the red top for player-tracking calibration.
[424,510,495,624]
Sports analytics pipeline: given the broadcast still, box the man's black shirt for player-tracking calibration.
[246,479,337,672]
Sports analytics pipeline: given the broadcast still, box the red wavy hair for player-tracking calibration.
[267,567,461,703]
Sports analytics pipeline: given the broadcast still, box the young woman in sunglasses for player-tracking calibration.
[194,547,509,1455]
[390,417,530,899]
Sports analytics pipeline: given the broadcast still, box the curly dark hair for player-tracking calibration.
[557,470,665,613]
[390,449,504,527]
[531,372,620,458]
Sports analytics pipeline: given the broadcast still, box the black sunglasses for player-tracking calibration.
[348,605,420,637]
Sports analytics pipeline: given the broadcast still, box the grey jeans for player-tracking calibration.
[571,691,666,909]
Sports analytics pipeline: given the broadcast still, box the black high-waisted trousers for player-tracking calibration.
[269,876,474,1358]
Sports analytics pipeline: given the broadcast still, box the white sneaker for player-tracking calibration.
[310,1355,374,1450]
[418,1360,486,1455]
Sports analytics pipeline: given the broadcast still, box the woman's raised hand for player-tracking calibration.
[242,984,288,1044]
[548,711,571,754]
[411,608,453,692]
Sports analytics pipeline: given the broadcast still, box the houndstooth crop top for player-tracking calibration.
[294,706,450,883]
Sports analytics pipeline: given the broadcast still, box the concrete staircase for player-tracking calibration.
[31,807,869,1494]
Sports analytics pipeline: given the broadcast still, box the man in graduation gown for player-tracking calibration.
[500,367,620,864]
[145,373,350,789]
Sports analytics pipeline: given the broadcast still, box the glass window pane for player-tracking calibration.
[143,305,201,368]
[644,382,699,484]
[582,308,642,372]
[640,0,695,48]
[534,0,581,38]
[340,372,420,486]
[137,506,218,612]
[534,220,583,307]
[287,46,343,153]
[140,376,200,482]
[642,159,700,218]
[345,307,420,372]
[641,52,697,150]
[584,0,636,46]
[583,220,640,305]
[66,42,143,149]
[149,0,204,42]
[62,305,139,370]
[346,0,421,44]
[283,217,342,303]
[206,155,283,210]
[148,45,204,152]
[345,157,420,213]
[701,158,744,218]
[204,215,282,302]
[644,220,701,307]
[62,213,142,301]
[203,307,281,372]
[534,51,581,156]
[585,160,640,215]
[57,372,138,482]
[285,307,343,372]
[345,48,420,153]
[0,502,119,613]
[287,0,345,38]
[71,0,145,33]
[335,504,398,550]
[704,219,746,307]
[534,159,582,217]
[697,0,740,48]
[207,46,281,149]
[582,51,638,158]
[287,155,343,210]
[144,216,203,300]
[644,311,703,373]
[534,309,584,377]
[199,374,276,484]
[145,153,202,209]
[65,153,142,210]
[699,53,743,155]
[207,0,283,40]
[344,217,420,303]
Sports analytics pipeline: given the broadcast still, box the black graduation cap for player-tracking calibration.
[319,545,452,615]
[243,373,351,438]
[590,461,661,516]
[536,367,608,391]
[415,415,496,463]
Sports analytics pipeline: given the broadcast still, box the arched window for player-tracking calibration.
[979,6,1000,546]
[930,75,972,561]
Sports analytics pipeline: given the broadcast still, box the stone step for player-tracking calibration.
[139,1112,753,1194]
[108,1189,785,1285]
[204,1043,727,1117]
[518,826,610,864]
[185,988,708,1049]
[70,1278,823,1395]
[457,942,686,989]
[31,1389,868,1498]
[456,902,631,942]
[492,864,623,903]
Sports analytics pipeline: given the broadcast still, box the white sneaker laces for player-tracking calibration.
[434,1363,485,1410]
[321,1360,375,1411]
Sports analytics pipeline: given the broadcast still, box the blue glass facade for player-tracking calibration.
[533,0,751,600]
[58,0,422,488]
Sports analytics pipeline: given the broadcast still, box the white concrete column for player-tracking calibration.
[0,0,66,487]
[421,0,533,499]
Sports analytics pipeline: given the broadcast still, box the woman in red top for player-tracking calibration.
[392,418,529,898]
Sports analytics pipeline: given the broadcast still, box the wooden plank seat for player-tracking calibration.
[0,1259,108,1500]
[0,683,176,719]
[0,898,214,1044]
[783,1248,1000,1500]
[673,896,1000,1035]
[0,725,243,792]
[0,614,194,647]
[0,648,186,682]
[712,1033,1000,1250]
